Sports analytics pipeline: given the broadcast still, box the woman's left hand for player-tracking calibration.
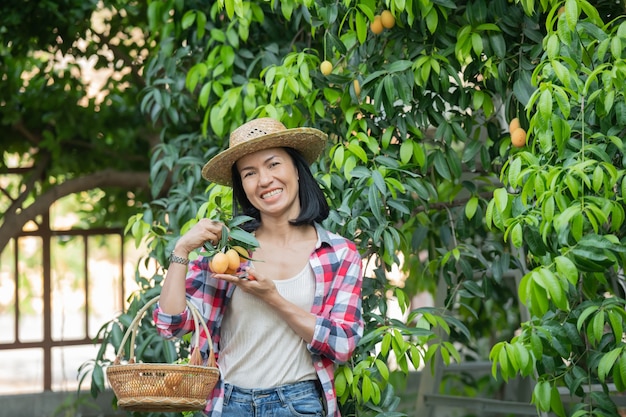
[213,267,279,301]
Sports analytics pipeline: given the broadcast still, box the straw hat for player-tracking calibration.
[202,118,328,186]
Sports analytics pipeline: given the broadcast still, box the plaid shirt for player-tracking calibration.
[154,223,364,417]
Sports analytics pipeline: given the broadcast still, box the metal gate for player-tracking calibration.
[0,210,126,394]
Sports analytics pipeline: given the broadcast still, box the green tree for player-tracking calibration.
[488,1,626,416]
[0,0,155,249]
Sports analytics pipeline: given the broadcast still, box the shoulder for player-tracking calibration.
[314,223,359,256]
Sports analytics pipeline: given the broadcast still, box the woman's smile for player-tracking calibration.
[261,188,283,199]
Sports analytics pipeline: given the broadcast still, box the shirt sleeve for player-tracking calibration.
[309,239,364,364]
[152,256,229,341]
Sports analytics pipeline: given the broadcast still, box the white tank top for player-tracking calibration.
[217,265,317,388]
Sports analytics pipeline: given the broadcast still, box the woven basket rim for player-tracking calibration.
[107,362,218,370]
[118,396,208,412]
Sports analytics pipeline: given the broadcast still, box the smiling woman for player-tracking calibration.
[153,118,364,417]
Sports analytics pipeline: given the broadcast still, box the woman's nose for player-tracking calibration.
[258,168,273,185]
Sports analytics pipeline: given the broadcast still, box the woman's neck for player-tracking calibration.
[255,221,315,247]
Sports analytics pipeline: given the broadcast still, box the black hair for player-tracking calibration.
[231,147,329,231]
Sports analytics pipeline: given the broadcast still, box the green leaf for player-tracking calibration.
[465,196,479,220]
[555,256,578,286]
[381,332,392,356]
[91,363,105,393]
[530,282,550,316]
[508,157,522,187]
[229,228,260,248]
[433,151,452,180]
[386,60,413,73]
[599,347,622,382]
[614,354,626,391]
[535,268,567,310]
[551,60,569,87]
[372,169,386,195]
[533,380,552,411]
[608,309,624,343]
[511,223,523,248]
[181,10,196,29]
[493,187,509,213]
[550,384,566,417]
[335,369,347,396]
[400,139,413,164]
[538,89,553,122]
[592,310,606,345]
[347,140,368,162]
[374,358,390,381]
[577,305,599,331]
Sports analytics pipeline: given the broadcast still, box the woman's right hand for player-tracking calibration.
[174,219,225,256]
[159,219,224,315]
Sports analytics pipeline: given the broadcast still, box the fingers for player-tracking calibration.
[198,219,224,245]
[212,267,258,284]
[237,269,256,281]
[212,272,255,285]
[177,219,224,252]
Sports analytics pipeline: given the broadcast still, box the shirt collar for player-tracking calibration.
[313,222,332,249]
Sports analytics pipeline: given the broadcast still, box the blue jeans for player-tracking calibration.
[222,380,324,417]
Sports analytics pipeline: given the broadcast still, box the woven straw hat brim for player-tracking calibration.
[202,127,327,186]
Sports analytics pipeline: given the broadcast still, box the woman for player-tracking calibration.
[154,117,364,417]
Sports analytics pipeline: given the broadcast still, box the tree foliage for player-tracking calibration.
[488,1,626,416]
[0,0,155,250]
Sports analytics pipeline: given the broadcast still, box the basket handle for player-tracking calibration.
[113,295,216,367]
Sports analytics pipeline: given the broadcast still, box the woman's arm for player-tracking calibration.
[158,219,224,315]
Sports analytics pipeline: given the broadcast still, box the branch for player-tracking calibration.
[11,121,43,145]
[3,153,51,216]
[412,191,496,214]
[0,169,150,254]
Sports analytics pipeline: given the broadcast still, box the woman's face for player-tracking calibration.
[235,147,300,219]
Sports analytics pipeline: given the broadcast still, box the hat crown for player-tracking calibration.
[229,118,287,149]
[202,117,327,186]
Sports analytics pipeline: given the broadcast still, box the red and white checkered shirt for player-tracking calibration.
[154,223,364,416]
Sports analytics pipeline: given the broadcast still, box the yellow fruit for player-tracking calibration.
[225,249,240,271]
[511,127,527,148]
[211,252,229,274]
[320,60,333,75]
[370,16,384,34]
[232,245,248,262]
[509,117,520,133]
[353,79,361,96]
[380,10,395,29]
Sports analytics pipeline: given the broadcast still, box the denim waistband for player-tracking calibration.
[224,380,319,403]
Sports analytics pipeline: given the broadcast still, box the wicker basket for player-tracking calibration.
[106,296,220,412]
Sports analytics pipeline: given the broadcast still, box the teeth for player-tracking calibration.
[262,189,282,199]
